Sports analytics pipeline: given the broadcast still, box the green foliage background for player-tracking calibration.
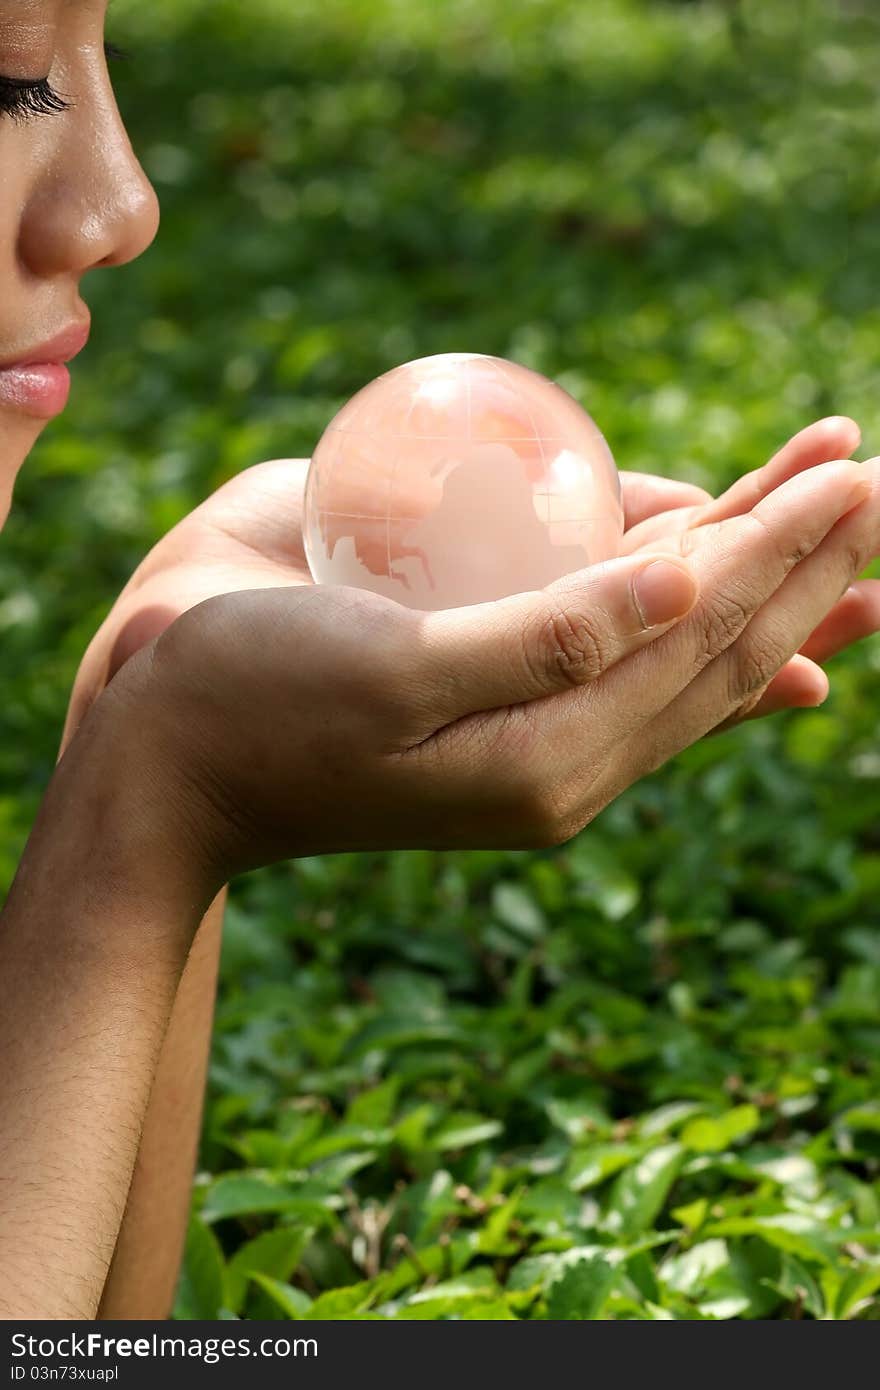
[2,0,880,1319]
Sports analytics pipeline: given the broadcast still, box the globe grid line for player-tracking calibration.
[385,371,424,586]
[305,354,622,608]
[494,356,552,529]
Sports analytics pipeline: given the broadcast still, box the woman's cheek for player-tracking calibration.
[0,134,28,526]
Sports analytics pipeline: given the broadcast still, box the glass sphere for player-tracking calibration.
[303,352,623,610]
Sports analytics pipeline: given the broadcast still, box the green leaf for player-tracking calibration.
[545,1098,611,1141]
[201,1174,314,1223]
[672,1198,708,1232]
[681,1105,760,1154]
[475,1191,523,1255]
[626,1249,660,1304]
[248,1274,314,1319]
[765,1253,825,1319]
[638,1102,705,1138]
[568,841,640,920]
[454,1300,518,1320]
[605,1144,685,1238]
[836,1103,880,1136]
[346,1016,465,1056]
[225,1225,315,1314]
[396,1269,500,1318]
[566,1143,638,1192]
[492,882,547,940]
[662,1239,729,1296]
[706,1215,838,1265]
[298,1125,389,1163]
[722,1242,783,1320]
[831,1266,880,1320]
[698,1293,751,1320]
[380,1240,470,1300]
[545,1258,617,1320]
[744,1152,819,1196]
[305,1150,378,1186]
[432,1112,503,1151]
[395,1294,499,1320]
[345,1077,401,1128]
[175,1216,225,1320]
[309,1280,384,1318]
[393,1103,436,1154]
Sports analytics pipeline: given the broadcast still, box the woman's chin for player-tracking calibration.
[0,412,47,532]
[0,466,19,531]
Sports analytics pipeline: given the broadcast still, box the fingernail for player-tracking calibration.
[632,558,698,629]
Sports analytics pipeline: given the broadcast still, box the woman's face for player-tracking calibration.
[0,0,159,527]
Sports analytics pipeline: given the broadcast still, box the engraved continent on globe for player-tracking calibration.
[303,353,623,610]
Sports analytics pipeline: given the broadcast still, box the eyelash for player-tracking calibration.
[0,41,129,124]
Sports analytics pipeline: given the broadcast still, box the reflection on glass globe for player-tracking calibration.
[303,353,623,611]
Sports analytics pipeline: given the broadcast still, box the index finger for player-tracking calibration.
[697,416,862,526]
[520,458,869,755]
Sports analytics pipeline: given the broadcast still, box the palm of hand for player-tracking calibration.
[62,458,313,744]
[63,417,879,749]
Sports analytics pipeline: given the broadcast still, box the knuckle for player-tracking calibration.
[550,806,591,847]
[727,633,784,706]
[693,590,751,668]
[512,752,594,849]
[529,600,608,690]
[675,526,708,559]
[724,691,764,725]
[842,539,867,581]
[746,509,813,572]
[518,786,579,847]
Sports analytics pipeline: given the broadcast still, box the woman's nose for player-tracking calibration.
[17,86,160,278]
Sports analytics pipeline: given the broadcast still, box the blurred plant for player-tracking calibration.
[3,0,879,1319]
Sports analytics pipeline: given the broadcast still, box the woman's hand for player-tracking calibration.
[65,416,876,752]
[62,457,314,746]
[619,416,880,720]
[105,454,877,890]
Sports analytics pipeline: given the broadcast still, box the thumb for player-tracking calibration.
[411,553,698,722]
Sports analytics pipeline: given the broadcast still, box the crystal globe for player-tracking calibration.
[303,353,623,610]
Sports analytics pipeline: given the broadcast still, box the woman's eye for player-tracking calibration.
[0,76,70,123]
[0,41,131,122]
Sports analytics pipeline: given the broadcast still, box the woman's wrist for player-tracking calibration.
[6,676,219,971]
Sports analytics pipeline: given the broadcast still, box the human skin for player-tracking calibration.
[64,419,879,1319]
[4,0,880,1322]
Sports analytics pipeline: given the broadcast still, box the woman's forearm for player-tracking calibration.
[0,697,211,1319]
[98,889,226,1320]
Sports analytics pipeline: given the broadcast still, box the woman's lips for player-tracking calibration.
[0,363,71,419]
[0,320,89,420]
